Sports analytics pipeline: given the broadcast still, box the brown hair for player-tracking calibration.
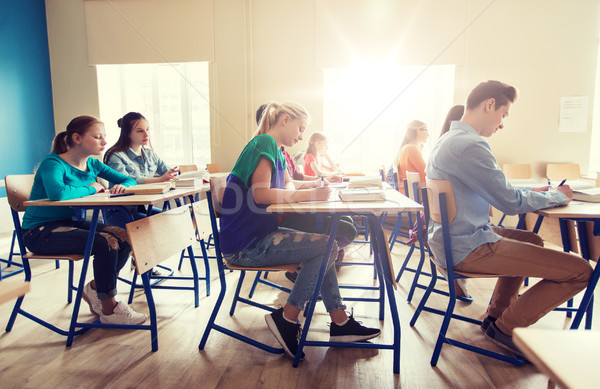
[104,112,147,163]
[253,101,309,137]
[394,120,427,168]
[466,80,517,110]
[52,115,103,154]
[440,105,464,138]
[305,132,327,158]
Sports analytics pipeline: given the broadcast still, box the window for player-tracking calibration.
[97,62,210,168]
[323,64,455,173]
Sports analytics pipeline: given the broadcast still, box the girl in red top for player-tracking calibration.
[303,132,340,177]
[394,120,429,194]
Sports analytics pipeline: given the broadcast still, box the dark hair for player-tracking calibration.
[52,115,103,154]
[466,80,517,110]
[440,105,465,138]
[256,103,268,126]
[103,112,146,163]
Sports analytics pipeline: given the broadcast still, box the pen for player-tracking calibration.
[558,179,567,187]
[110,192,135,198]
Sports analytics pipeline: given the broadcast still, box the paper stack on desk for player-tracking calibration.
[339,187,385,202]
[347,175,383,189]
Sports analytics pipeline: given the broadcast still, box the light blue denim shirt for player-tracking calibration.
[426,121,569,267]
[106,147,170,186]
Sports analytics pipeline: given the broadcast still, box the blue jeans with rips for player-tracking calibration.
[224,227,345,312]
[23,219,131,300]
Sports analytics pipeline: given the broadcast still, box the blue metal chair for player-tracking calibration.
[198,183,296,356]
[124,205,199,350]
[395,174,473,304]
[5,174,84,336]
[0,230,24,280]
[409,179,525,366]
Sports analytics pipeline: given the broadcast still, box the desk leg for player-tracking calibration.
[66,209,100,347]
[294,216,340,368]
[571,221,596,329]
[368,214,401,374]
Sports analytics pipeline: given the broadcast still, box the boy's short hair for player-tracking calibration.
[466,80,518,110]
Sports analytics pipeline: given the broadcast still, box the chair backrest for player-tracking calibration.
[191,200,213,241]
[209,175,228,216]
[583,221,600,262]
[5,174,35,213]
[406,172,422,202]
[503,164,532,179]
[546,163,580,181]
[425,179,456,224]
[179,164,198,173]
[206,163,222,174]
[126,205,196,275]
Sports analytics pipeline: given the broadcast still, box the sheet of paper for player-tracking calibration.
[559,96,588,133]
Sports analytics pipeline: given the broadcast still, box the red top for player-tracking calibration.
[303,153,316,176]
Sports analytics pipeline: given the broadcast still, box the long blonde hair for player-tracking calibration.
[253,101,309,137]
[393,120,427,169]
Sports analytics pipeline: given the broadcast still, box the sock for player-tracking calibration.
[335,317,349,326]
[282,312,296,324]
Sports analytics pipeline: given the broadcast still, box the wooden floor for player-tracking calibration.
[0,230,597,388]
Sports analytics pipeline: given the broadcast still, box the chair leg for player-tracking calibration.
[141,271,159,351]
[128,271,138,304]
[187,246,200,307]
[178,249,185,271]
[229,270,246,316]
[430,289,457,366]
[6,257,33,332]
[395,244,416,282]
[199,261,227,350]
[406,247,426,303]
[200,239,210,296]
[410,261,438,326]
[68,261,75,303]
[248,271,262,298]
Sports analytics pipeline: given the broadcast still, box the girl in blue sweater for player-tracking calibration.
[22,115,147,325]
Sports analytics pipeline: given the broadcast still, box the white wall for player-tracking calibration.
[44,0,600,177]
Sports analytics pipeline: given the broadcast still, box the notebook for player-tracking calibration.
[573,187,600,202]
[124,182,174,194]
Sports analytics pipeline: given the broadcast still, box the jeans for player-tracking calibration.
[279,214,356,248]
[225,227,345,312]
[103,205,162,229]
[23,219,131,300]
[454,226,593,335]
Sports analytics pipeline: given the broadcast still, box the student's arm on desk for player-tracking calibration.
[252,157,331,203]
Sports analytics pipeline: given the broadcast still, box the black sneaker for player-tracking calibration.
[484,322,525,359]
[265,308,305,360]
[329,313,381,342]
[284,271,298,284]
[480,315,496,333]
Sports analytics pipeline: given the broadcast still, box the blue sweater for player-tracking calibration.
[22,153,136,229]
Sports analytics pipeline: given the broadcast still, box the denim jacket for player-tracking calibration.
[105,147,169,186]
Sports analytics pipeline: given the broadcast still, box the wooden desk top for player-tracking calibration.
[267,187,422,214]
[536,201,600,219]
[24,185,209,207]
[513,328,600,389]
[0,281,30,305]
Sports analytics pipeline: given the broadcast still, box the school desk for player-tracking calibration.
[267,186,423,373]
[20,185,208,350]
[513,327,600,389]
[531,202,600,330]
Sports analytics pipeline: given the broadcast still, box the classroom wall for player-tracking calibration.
[43,0,600,177]
[0,0,55,194]
[0,0,56,234]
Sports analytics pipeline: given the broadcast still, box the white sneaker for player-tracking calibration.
[100,302,148,325]
[81,281,102,316]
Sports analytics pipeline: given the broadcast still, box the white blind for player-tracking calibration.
[84,0,214,65]
[315,0,466,68]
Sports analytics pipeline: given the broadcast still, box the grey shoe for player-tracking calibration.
[480,316,496,333]
[484,322,525,359]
